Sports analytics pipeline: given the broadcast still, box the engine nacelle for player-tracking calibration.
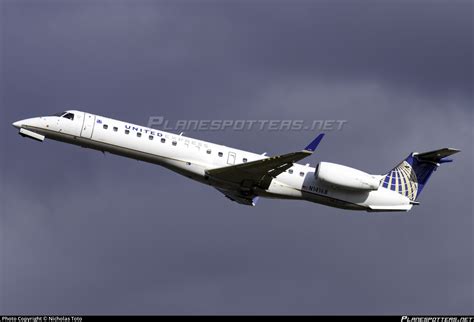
[315,162,380,191]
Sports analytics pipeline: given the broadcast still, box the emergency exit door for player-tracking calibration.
[227,151,236,165]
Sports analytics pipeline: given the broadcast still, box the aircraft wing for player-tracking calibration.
[206,134,324,190]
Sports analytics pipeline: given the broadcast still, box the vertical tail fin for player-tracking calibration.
[381,148,460,201]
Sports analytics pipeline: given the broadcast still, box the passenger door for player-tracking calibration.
[80,113,96,139]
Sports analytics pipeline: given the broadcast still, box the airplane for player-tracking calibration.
[12,110,459,212]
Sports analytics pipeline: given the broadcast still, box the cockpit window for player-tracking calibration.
[63,113,74,120]
[52,112,66,117]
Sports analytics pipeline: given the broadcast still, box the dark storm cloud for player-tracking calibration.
[2,0,472,121]
[1,0,472,315]
[178,1,473,97]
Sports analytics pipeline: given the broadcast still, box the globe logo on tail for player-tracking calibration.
[381,161,418,201]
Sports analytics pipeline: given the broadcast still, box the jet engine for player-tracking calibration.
[315,162,380,191]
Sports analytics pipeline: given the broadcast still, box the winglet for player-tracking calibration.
[304,133,325,152]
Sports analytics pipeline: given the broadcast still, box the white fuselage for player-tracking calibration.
[12,110,413,211]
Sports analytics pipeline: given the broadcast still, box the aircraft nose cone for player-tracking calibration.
[12,120,22,129]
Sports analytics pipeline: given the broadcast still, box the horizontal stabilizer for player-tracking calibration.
[415,148,460,162]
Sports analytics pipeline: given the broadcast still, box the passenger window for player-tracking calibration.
[137,132,142,137]
[149,135,153,140]
[288,169,293,174]
[161,138,166,143]
[113,127,118,132]
[172,141,177,146]
[63,113,74,120]
[243,158,248,163]
[103,124,108,129]
[299,172,304,177]
[206,149,211,154]
[125,129,130,134]
[218,152,223,157]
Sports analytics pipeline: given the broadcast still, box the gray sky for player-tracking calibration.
[1,0,472,315]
